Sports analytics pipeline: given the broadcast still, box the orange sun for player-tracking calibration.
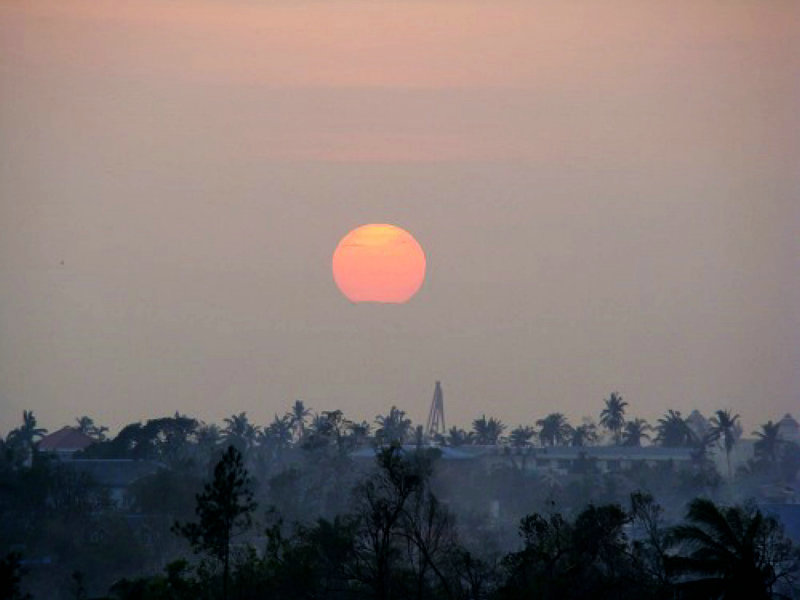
[332,224,426,303]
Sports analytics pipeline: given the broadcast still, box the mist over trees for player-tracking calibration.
[3,397,800,599]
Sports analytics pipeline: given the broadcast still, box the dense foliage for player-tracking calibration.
[2,402,800,599]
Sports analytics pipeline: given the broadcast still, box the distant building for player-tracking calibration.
[778,414,800,445]
[350,444,696,522]
[68,459,164,506]
[686,410,711,440]
[351,444,694,474]
[483,445,694,474]
[37,426,95,460]
[37,426,163,507]
[351,445,476,462]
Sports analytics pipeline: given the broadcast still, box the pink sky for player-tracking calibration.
[1,0,798,435]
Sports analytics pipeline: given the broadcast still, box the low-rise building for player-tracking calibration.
[478,445,694,474]
[37,426,163,507]
[68,459,164,506]
[37,426,95,460]
[351,443,694,474]
[778,414,800,445]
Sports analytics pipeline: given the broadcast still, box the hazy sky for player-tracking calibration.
[1,0,798,436]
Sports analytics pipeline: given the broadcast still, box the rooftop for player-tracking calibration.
[350,444,694,461]
[37,426,95,452]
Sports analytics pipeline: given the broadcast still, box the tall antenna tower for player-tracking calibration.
[425,381,446,440]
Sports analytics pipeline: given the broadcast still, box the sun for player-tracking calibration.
[332,224,426,303]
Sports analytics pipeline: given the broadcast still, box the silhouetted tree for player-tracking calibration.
[509,426,535,448]
[222,412,260,454]
[75,416,108,441]
[498,503,634,600]
[668,498,800,599]
[260,414,293,462]
[402,475,459,600]
[75,416,93,434]
[109,559,198,600]
[375,407,413,446]
[753,421,782,469]
[288,399,312,442]
[536,413,571,447]
[89,422,150,459]
[628,492,671,595]
[445,427,473,447]
[305,409,357,455]
[622,419,651,447]
[351,446,432,600]
[654,410,693,447]
[259,514,357,599]
[6,411,47,458]
[710,409,740,480]
[173,445,256,600]
[688,430,721,481]
[348,420,372,448]
[197,423,222,454]
[599,393,627,445]
[472,416,505,445]
[149,413,199,464]
[84,415,198,462]
[570,422,598,447]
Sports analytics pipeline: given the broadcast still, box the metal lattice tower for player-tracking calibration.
[425,381,446,439]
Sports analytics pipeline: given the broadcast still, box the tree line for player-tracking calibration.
[12,443,793,600]
[3,398,800,599]
[0,394,780,459]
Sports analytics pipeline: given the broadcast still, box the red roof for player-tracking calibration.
[38,426,95,452]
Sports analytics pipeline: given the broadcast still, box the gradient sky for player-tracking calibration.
[1,0,798,436]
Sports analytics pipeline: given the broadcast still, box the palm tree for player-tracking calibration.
[222,412,260,453]
[599,392,627,444]
[622,418,652,447]
[75,416,108,441]
[668,498,798,599]
[710,409,740,480]
[445,427,473,447]
[7,410,47,450]
[348,420,371,448]
[261,414,293,460]
[319,409,350,452]
[690,430,719,470]
[753,421,782,470]
[570,422,598,447]
[309,412,327,435]
[302,410,344,451]
[288,400,311,442]
[472,415,506,445]
[269,413,294,444]
[375,406,412,446]
[509,425,535,448]
[536,413,571,447]
[75,416,93,434]
[655,410,693,447]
